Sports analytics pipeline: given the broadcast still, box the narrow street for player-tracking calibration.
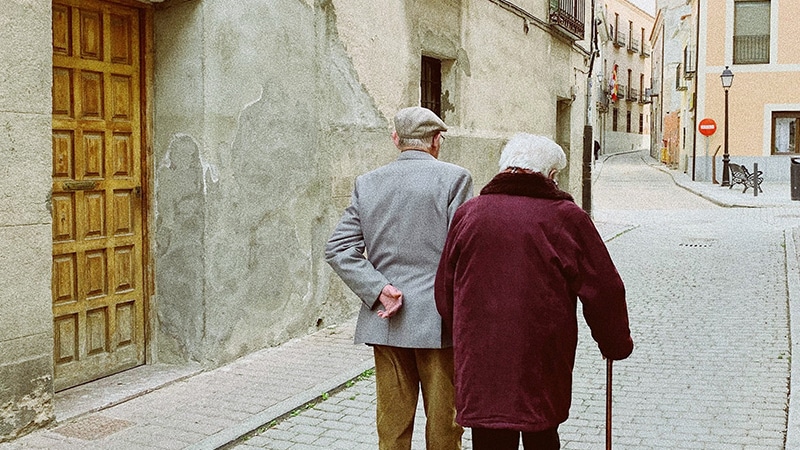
[235,151,795,449]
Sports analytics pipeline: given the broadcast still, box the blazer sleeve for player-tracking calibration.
[447,169,474,223]
[324,184,390,310]
[568,209,634,361]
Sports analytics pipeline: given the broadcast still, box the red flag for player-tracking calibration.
[611,64,618,102]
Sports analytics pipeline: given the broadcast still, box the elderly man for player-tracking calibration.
[325,106,473,450]
[434,133,634,450]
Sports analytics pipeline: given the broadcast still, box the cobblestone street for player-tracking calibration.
[234,151,797,449]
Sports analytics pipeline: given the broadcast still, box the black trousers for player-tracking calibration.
[471,427,560,450]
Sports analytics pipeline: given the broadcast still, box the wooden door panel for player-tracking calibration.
[53,5,72,56]
[52,0,146,391]
[80,71,104,120]
[79,9,103,60]
[112,133,132,177]
[52,69,74,117]
[110,13,132,65]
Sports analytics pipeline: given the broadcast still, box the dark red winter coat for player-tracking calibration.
[434,172,634,432]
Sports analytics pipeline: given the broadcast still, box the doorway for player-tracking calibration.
[51,0,149,391]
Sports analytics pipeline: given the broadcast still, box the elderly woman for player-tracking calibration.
[434,133,634,450]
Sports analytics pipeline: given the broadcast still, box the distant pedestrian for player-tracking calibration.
[325,106,473,450]
[434,133,634,450]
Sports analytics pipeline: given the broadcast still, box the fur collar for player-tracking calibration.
[480,172,574,202]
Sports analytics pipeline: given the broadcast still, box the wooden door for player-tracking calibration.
[51,0,147,391]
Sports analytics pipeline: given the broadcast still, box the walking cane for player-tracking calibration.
[606,359,613,450]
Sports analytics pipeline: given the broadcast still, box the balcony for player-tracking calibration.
[640,46,651,58]
[675,64,688,91]
[629,36,640,53]
[683,45,696,78]
[617,84,626,100]
[614,30,627,48]
[627,87,637,102]
[598,89,610,112]
[549,0,586,41]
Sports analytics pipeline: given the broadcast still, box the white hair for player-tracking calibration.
[397,134,435,150]
[498,133,567,174]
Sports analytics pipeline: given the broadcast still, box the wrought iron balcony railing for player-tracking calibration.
[629,36,640,53]
[614,30,627,48]
[734,34,769,64]
[549,0,585,41]
[627,87,638,102]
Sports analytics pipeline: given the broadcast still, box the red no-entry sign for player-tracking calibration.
[698,118,717,136]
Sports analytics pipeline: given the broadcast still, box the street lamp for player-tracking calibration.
[720,66,734,186]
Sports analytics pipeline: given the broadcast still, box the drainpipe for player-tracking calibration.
[691,0,701,180]
[583,0,598,215]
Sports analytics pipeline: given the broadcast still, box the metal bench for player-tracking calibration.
[728,163,763,194]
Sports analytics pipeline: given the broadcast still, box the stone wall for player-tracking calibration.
[0,0,55,441]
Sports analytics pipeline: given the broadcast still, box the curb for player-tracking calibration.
[785,228,800,449]
[187,358,376,450]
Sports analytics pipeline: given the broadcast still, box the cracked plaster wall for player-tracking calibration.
[153,0,386,365]
[152,0,592,366]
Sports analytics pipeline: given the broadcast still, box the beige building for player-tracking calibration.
[1,0,596,441]
[652,0,800,182]
[596,0,654,155]
[649,0,698,170]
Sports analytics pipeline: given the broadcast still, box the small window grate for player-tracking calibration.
[421,56,442,117]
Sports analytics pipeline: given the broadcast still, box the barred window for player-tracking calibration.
[734,0,770,64]
[626,111,632,133]
[421,56,442,117]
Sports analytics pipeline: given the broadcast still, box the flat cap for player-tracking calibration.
[394,106,448,139]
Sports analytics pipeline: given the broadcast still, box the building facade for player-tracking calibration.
[652,0,800,182]
[649,0,698,170]
[1,0,596,440]
[595,0,654,156]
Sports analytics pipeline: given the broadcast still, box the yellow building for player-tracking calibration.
[662,0,800,182]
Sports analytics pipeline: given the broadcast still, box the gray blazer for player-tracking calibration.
[325,150,473,348]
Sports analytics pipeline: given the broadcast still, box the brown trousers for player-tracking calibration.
[373,345,463,450]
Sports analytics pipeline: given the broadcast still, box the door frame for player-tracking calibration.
[50,0,156,386]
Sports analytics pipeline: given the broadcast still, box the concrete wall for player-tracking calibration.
[153,0,376,365]
[152,0,592,366]
[605,130,650,153]
[0,0,55,441]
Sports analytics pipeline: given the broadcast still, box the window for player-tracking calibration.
[772,112,800,154]
[613,13,626,47]
[613,107,619,131]
[675,64,687,90]
[641,27,645,49]
[684,45,696,76]
[626,111,632,133]
[421,56,442,117]
[628,21,637,52]
[639,113,644,134]
[639,73,645,102]
[734,0,770,64]
[627,69,633,100]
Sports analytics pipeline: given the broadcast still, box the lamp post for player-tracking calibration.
[720,66,734,186]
